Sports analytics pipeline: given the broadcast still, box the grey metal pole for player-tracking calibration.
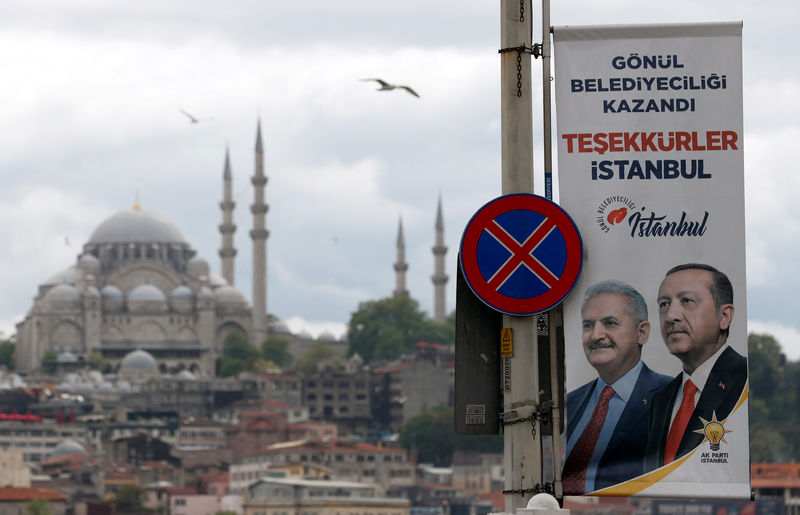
[500,0,542,510]
[539,0,564,500]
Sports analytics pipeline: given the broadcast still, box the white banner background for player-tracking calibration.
[554,22,749,498]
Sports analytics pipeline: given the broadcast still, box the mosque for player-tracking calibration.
[13,122,450,376]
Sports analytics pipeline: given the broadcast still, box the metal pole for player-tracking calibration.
[500,0,542,510]
[539,0,563,500]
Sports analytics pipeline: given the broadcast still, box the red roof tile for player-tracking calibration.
[0,487,66,502]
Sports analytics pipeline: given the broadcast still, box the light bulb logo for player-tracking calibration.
[694,411,731,451]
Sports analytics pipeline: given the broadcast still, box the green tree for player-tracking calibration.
[215,511,238,515]
[87,352,108,372]
[399,405,502,466]
[748,333,785,400]
[0,340,14,370]
[347,296,453,362]
[41,350,58,375]
[295,341,337,374]
[24,498,51,515]
[262,335,293,368]
[111,483,145,513]
[217,329,260,377]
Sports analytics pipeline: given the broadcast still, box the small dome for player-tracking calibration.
[318,331,337,341]
[102,284,123,300]
[175,369,196,381]
[269,321,292,335]
[214,285,247,305]
[128,284,167,303]
[297,331,313,341]
[78,254,101,270]
[43,266,77,286]
[56,352,78,364]
[186,256,210,277]
[44,283,81,302]
[51,439,87,458]
[198,286,213,299]
[88,208,187,244]
[85,285,101,298]
[170,285,194,301]
[209,273,228,287]
[120,350,158,370]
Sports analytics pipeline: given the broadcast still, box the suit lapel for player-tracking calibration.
[567,379,597,441]
[677,347,744,456]
[651,374,682,465]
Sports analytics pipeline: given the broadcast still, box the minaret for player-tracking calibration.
[250,120,269,345]
[219,147,237,285]
[393,216,409,297]
[431,195,448,323]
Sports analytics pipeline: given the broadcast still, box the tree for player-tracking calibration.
[24,498,51,515]
[216,511,239,515]
[87,352,108,373]
[111,483,145,513]
[399,405,502,466]
[748,333,785,400]
[295,341,337,375]
[262,335,293,368]
[41,350,58,375]
[217,329,260,377]
[0,339,14,370]
[347,295,453,362]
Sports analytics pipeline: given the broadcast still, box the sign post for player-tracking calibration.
[499,0,539,509]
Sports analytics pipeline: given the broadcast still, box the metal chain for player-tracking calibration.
[519,0,525,22]
[503,483,555,496]
[516,51,523,97]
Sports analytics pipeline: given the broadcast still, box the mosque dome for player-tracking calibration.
[51,439,87,458]
[120,350,158,371]
[214,285,247,305]
[269,321,292,335]
[170,286,195,313]
[56,352,78,363]
[43,266,77,287]
[102,284,123,300]
[78,253,101,270]
[170,285,194,301]
[198,286,213,299]
[209,273,228,288]
[186,256,210,278]
[85,285,101,298]
[102,284,124,311]
[175,369,196,381]
[128,284,168,313]
[88,208,187,244]
[44,283,81,304]
[129,284,166,302]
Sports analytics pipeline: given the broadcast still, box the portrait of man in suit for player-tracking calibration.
[563,280,671,494]
[644,263,748,472]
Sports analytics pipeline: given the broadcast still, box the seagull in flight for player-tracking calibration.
[361,78,420,98]
[178,108,214,124]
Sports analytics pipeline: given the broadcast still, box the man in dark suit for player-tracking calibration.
[564,280,671,494]
[644,263,748,472]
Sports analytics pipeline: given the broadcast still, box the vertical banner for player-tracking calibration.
[554,23,749,498]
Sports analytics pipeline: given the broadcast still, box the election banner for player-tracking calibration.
[554,23,749,498]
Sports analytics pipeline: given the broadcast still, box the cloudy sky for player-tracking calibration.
[2,1,799,357]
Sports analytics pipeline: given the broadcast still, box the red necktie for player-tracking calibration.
[562,385,615,494]
[664,379,698,464]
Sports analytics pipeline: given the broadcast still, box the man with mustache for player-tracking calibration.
[563,281,671,494]
[644,263,748,472]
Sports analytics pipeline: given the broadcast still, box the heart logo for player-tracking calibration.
[607,208,627,225]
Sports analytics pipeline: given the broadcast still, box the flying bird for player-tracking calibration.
[360,78,420,98]
[177,108,215,124]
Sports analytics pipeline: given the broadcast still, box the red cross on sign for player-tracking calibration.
[460,194,583,315]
